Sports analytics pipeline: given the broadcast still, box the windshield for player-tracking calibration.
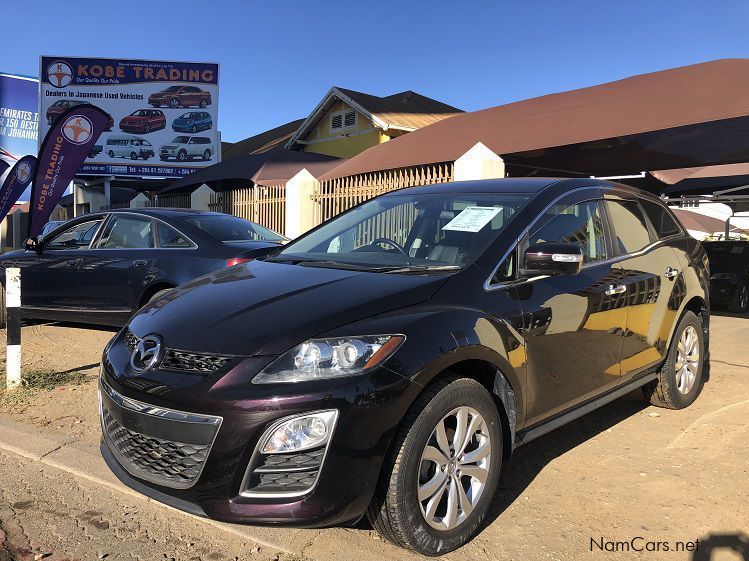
[275,192,529,270]
[163,86,180,92]
[173,136,189,143]
[182,214,287,242]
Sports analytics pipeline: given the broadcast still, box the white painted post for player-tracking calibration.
[285,169,320,239]
[453,142,506,182]
[5,267,21,390]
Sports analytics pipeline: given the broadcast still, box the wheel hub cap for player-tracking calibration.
[675,325,699,395]
[417,406,491,531]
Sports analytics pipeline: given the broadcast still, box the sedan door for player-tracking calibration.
[605,195,685,383]
[77,214,159,325]
[514,195,628,427]
[18,217,104,315]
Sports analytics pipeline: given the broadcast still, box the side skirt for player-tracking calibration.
[514,372,658,448]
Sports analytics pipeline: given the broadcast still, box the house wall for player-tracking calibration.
[300,99,383,159]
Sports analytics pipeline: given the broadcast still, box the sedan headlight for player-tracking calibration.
[252,334,405,384]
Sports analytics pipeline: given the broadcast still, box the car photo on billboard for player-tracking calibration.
[148,85,212,108]
[46,100,114,130]
[159,136,214,161]
[105,136,155,160]
[119,109,166,134]
[171,111,212,133]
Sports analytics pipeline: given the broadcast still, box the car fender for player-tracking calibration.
[317,306,527,441]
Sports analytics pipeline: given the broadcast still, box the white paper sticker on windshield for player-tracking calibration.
[442,206,501,233]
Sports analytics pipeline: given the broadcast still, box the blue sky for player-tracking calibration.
[3,0,748,143]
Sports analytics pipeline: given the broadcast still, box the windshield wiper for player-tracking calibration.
[297,260,392,271]
[382,265,461,274]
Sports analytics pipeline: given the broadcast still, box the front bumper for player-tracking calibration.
[172,123,195,132]
[99,339,419,527]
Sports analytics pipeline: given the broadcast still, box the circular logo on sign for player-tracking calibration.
[16,162,32,183]
[62,115,94,145]
[47,61,73,88]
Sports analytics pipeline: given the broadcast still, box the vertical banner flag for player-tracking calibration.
[0,155,36,223]
[29,104,111,238]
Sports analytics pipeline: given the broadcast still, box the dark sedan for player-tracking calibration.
[0,209,287,327]
[704,240,749,313]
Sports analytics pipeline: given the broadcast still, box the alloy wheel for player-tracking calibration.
[675,325,699,394]
[739,285,748,311]
[417,406,491,531]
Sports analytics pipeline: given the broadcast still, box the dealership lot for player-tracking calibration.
[0,314,747,561]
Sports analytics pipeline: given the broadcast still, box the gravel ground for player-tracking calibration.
[1,315,747,560]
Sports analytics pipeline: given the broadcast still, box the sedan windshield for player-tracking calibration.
[183,214,287,242]
[274,192,529,270]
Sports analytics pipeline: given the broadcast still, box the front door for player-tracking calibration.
[78,214,158,323]
[515,196,627,427]
[20,217,104,313]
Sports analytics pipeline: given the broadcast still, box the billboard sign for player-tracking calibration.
[39,56,219,178]
[0,73,39,198]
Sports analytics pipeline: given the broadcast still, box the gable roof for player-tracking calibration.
[286,87,462,149]
[223,119,305,161]
[321,59,749,181]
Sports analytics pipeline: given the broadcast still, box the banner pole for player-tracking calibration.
[5,267,21,390]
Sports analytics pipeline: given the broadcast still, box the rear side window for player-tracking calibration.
[158,223,192,248]
[96,216,154,249]
[606,200,651,255]
[640,199,682,239]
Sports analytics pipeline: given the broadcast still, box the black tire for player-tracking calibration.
[169,98,179,108]
[178,150,187,161]
[130,152,138,160]
[642,310,705,409]
[145,123,151,133]
[728,282,749,314]
[199,99,208,108]
[203,150,211,160]
[191,125,197,133]
[108,150,115,158]
[367,377,502,556]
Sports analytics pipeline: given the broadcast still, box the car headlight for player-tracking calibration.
[252,334,405,384]
[261,410,338,453]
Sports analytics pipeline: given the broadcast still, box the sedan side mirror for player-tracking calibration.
[24,237,40,253]
[521,242,583,276]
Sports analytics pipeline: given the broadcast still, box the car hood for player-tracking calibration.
[128,259,448,357]
[161,144,181,149]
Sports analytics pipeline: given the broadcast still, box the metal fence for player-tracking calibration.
[312,162,454,225]
[208,185,286,235]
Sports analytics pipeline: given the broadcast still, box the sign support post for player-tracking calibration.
[5,267,21,390]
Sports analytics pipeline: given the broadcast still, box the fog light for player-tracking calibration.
[261,410,338,454]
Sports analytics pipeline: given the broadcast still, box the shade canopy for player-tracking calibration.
[321,59,749,181]
[160,150,342,194]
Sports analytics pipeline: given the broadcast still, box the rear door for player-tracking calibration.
[78,214,159,323]
[605,193,685,383]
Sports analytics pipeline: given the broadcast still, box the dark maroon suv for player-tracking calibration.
[99,178,710,555]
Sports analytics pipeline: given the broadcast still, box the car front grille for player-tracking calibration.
[242,446,326,495]
[100,380,221,489]
[124,329,233,374]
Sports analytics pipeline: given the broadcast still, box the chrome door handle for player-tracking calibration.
[665,267,680,279]
[605,284,627,296]
[133,259,148,268]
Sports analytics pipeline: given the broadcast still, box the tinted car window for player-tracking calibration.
[606,200,651,255]
[44,219,102,250]
[640,199,682,239]
[529,200,607,263]
[182,214,286,243]
[158,223,192,248]
[96,216,154,249]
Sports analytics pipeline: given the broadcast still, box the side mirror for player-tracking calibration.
[521,242,583,276]
[24,237,40,253]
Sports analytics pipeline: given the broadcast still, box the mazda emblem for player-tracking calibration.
[130,335,163,373]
